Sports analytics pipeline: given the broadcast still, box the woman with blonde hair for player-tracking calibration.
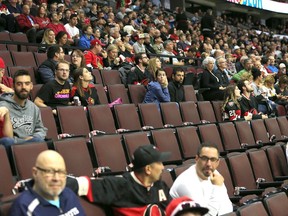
[38,28,56,53]
[147,57,162,80]
[70,67,100,106]
[103,44,120,69]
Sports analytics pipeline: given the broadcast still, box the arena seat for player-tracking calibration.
[173,163,191,178]
[39,106,58,140]
[114,104,142,131]
[234,121,258,147]
[11,51,37,67]
[237,201,268,216]
[263,192,288,216]
[264,118,288,142]
[94,84,108,104]
[160,102,184,127]
[217,157,235,198]
[218,122,244,151]
[138,103,164,129]
[91,69,103,84]
[79,197,106,216]
[197,101,217,123]
[9,32,28,52]
[211,101,223,123]
[0,51,14,71]
[9,66,36,84]
[276,116,288,137]
[179,101,201,125]
[34,52,47,67]
[128,84,146,105]
[107,84,130,104]
[183,85,198,102]
[101,69,122,85]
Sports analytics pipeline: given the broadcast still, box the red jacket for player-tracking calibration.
[16,14,37,32]
[84,50,104,69]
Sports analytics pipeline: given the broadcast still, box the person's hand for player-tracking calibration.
[161,77,168,88]
[261,114,268,119]
[33,24,39,29]
[244,113,252,121]
[24,136,33,140]
[101,50,107,58]
[219,86,225,90]
[0,107,9,120]
[210,172,224,186]
[0,83,13,93]
[114,57,120,65]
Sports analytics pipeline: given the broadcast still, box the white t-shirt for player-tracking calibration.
[64,23,80,38]
[170,165,233,216]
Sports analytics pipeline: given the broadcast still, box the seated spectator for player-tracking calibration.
[34,60,71,112]
[143,69,170,107]
[56,31,70,54]
[168,67,185,103]
[166,196,208,216]
[237,79,268,119]
[103,44,121,69]
[225,53,237,77]
[0,57,13,94]
[9,150,85,215]
[0,0,16,32]
[64,14,80,44]
[267,56,278,74]
[78,25,95,50]
[214,57,229,87]
[38,45,65,84]
[70,67,100,106]
[70,49,86,83]
[38,28,56,53]
[232,58,253,82]
[152,35,164,54]
[277,63,287,77]
[147,57,162,79]
[144,33,156,54]
[16,4,44,43]
[84,39,107,70]
[0,70,47,148]
[133,33,146,54]
[177,33,189,51]
[34,5,50,30]
[161,40,184,66]
[6,0,22,32]
[127,52,151,86]
[200,57,225,101]
[222,84,252,121]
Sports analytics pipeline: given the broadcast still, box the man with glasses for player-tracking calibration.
[10,150,85,215]
[170,143,233,216]
[35,60,71,114]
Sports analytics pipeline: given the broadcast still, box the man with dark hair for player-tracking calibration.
[34,60,71,112]
[170,143,233,216]
[68,144,172,215]
[0,70,47,147]
[127,52,151,85]
[37,45,65,84]
[64,13,80,42]
[168,67,185,102]
[237,79,268,119]
[78,25,95,49]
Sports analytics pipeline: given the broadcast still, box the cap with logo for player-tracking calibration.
[90,39,105,47]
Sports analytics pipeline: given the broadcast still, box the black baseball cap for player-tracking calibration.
[132,145,170,169]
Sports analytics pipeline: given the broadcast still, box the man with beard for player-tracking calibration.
[170,143,233,216]
[0,70,47,147]
[34,60,71,114]
[10,150,85,216]
[127,52,152,86]
[168,68,185,102]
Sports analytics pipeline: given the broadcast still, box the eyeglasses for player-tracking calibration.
[57,68,70,72]
[36,166,67,177]
[198,155,219,163]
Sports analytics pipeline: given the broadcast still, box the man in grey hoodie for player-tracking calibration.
[0,70,47,148]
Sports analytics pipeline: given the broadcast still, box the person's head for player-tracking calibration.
[163,40,174,52]
[166,196,209,216]
[202,57,215,72]
[195,143,220,180]
[216,57,227,70]
[38,5,47,17]
[132,145,170,183]
[222,84,241,112]
[82,25,93,36]
[106,44,119,60]
[50,12,59,22]
[279,75,288,88]
[155,69,167,85]
[47,45,64,61]
[263,75,275,88]
[147,57,162,79]
[90,38,105,53]
[243,58,252,72]
[32,150,67,200]
[268,56,275,65]
[73,67,93,84]
[251,67,262,82]
[172,68,185,84]
[279,63,286,75]
[22,4,30,15]
[237,79,253,94]
[42,28,56,44]
[55,60,70,83]
[69,13,78,26]
[135,52,149,67]
[13,70,33,100]
[71,49,85,68]
[55,31,68,46]
[0,57,6,79]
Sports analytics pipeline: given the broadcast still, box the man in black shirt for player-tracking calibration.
[168,68,185,102]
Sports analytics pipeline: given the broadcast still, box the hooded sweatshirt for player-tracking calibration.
[0,93,47,143]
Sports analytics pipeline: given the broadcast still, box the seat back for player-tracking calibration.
[128,84,146,105]
[211,101,223,123]
[277,116,288,137]
[54,138,93,176]
[9,32,28,51]
[217,158,235,197]
[87,105,116,134]
[263,192,288,216]
[30,84,43,101]
[198,124,224,152]
[138,103,164,129]
[183,85,197,102]
[151,129,182,164]
[174,163,191,177]
[39,107,58,140]
[176,126,200,159]
[12,142,48,179]
[123,131,151,163]
[161,170,174,188]
[94,84,108,104]
[57,106,90,137]
[227,152,257,189]
[0,146,15,196]
[79,198,106,216]
[114,104,142,131]
[91,135,127,172]
[265,145,288,177]
[234,121,256,146]
[237,201,268,216]
[219,122,242,151]
[101,69,122,85]
[34,52,47,67]
[264,118,283,140]
[107,84,130,104]
[0,51,14,69]
[9,66,36,84]
[91,69,103,84]
[179,101,201,124]
[160,102,183,127]
[11,51,36,67]
[197,101,217,123]
[250,119,269,143]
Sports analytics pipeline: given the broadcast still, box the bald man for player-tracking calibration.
[9,150,85,216]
